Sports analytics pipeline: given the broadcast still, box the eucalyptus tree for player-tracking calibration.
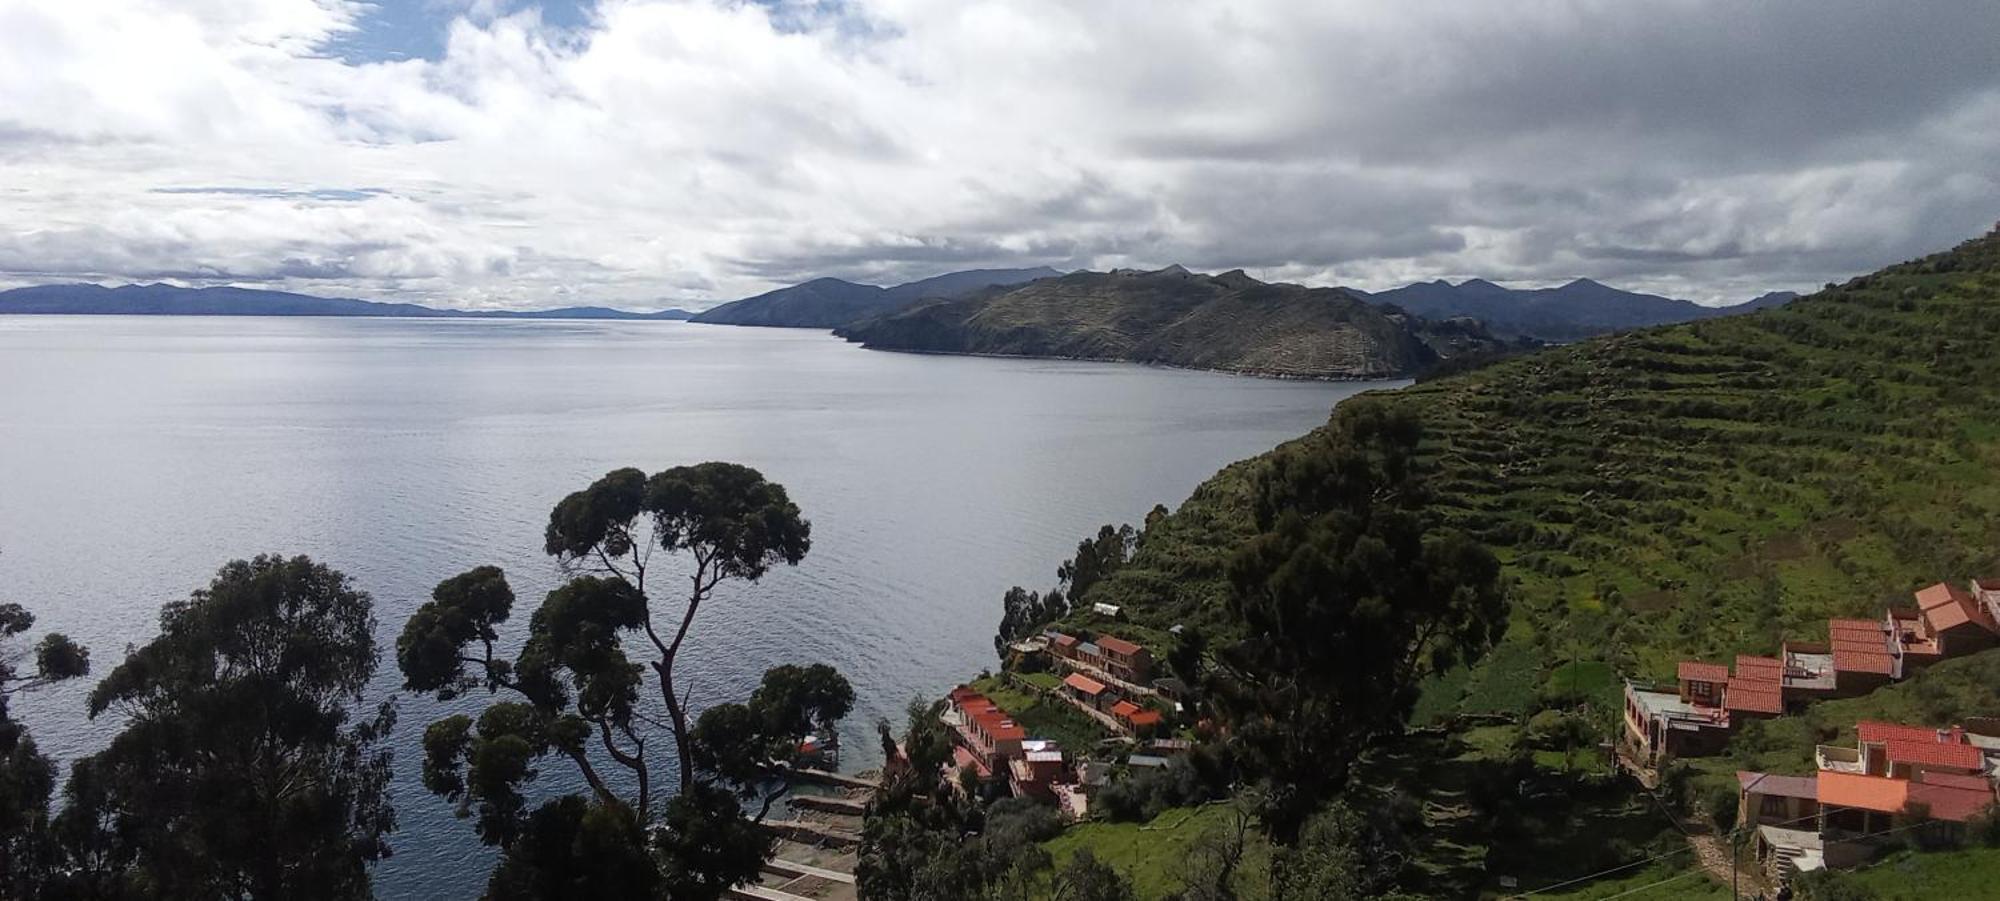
[1214,403,1508,843]
[0,599,88,896]
[398,462,843,898]
[50,555,395,900]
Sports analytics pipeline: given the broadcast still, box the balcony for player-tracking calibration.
[1815,744,1864,774]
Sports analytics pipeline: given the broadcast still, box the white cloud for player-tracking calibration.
[0,0,1995,309]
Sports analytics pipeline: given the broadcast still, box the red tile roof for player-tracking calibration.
[1885,738,1984,771]
[1914,582,1996,634]
[1857,721,1953,744]
[1109,700,1142,718]
[1915,582,1973,612]
[1062,673,1107,696]
[1919,771,1993,792]
[1828,618,1884,635]
[1817,771,1909,814]
[1125,708,1163,727]
[1906,780,1997,822]
[1734,656,1784,682]
[1096,636,1144,657]
[1726,683,1784,715]
[1832,647,1895,675]
[972,710,1025,742]
[1050,633,1078,648]
[1678,661,1730,683]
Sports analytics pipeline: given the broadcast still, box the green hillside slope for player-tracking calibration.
[1073,227,2000,700]
[839,265,1508,379]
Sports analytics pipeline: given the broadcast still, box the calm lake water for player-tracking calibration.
[0,315,1394,897]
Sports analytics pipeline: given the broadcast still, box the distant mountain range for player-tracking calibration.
[0,270,1799,354]
[1353,278,1795,341]
[689,267,1062,328]
[836,265,1515,380]
[0,283,694,320]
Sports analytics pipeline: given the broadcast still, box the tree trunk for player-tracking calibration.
[656,659,693,790]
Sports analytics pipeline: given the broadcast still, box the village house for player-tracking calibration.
[1623,656,1782,762]
[1007,739,1069,800]
[1062,672,1113,712]
[1741,720,2000,886]
[1095,635,1152,682]
[1627,575,2000,764]
[1890,582,2000,670]
[1044,628,1154,686]
[1109,699,1164,738]
[944,685,1028,781]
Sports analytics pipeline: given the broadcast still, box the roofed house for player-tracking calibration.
[1743,719,2000,887]
[1062,672,1112,711]
[1094,635,1153,682]
[1892,582,2000,669]
[1624,656,1792,763]
[1623,677,1730,762]
[1008,739,1068,800]
[1108,699,1164,738]
[943,686,1028,779]
[1826,618,1897,694]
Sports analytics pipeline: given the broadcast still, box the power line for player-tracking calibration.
[1508,800,1830,897]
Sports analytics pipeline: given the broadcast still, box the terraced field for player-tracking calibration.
[1070,228,2000,715]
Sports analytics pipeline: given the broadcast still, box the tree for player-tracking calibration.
[1213,404,1507,842]
[540,463,811,790]
[398,463,842,898]
[0,599,89,897]
[690,663,854,819]
[1049,849,1134,901]
[51,555,394,900]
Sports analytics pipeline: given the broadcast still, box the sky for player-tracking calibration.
[1,1,1996,311]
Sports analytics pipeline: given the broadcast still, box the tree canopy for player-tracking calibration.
[51,555,395,900]
[1214,404,1508,841]
[399,462,849,899]
[0,597,89,898]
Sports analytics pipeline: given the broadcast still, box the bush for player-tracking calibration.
[1704,782,1739,833]
[1525,709,1589,751]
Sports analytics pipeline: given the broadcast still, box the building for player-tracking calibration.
[1109,699,1164,738]
[1008,739,1068,800]
[1063,672,1113,711]
[1045,628,1154,686]
[1629,576,2000,763]
[943,686,1027,780]
[1891,582,2000,669]
[1741,720,2000,887]
[1094,635,1153,682]
[1623,657,1783,762]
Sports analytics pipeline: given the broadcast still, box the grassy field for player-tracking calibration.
[969,674,1109,752]
[1042,804,1272,900]
[1842,846,2000,898]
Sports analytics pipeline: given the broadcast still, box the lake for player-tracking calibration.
[0,315,1394,897]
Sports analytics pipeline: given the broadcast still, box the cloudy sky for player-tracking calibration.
[2,0,1996,310]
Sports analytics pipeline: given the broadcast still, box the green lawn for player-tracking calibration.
[1844,846,2000,899]
[970,675,1110,752]
[1043,804,1270,900]
[1537,861,1731,900]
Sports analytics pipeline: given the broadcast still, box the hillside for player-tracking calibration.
[1357,277,1794,341]
[1063,227,2000,706]
[688,267,1059,328]
[0,283,694,319]
[837,265,1510,379]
